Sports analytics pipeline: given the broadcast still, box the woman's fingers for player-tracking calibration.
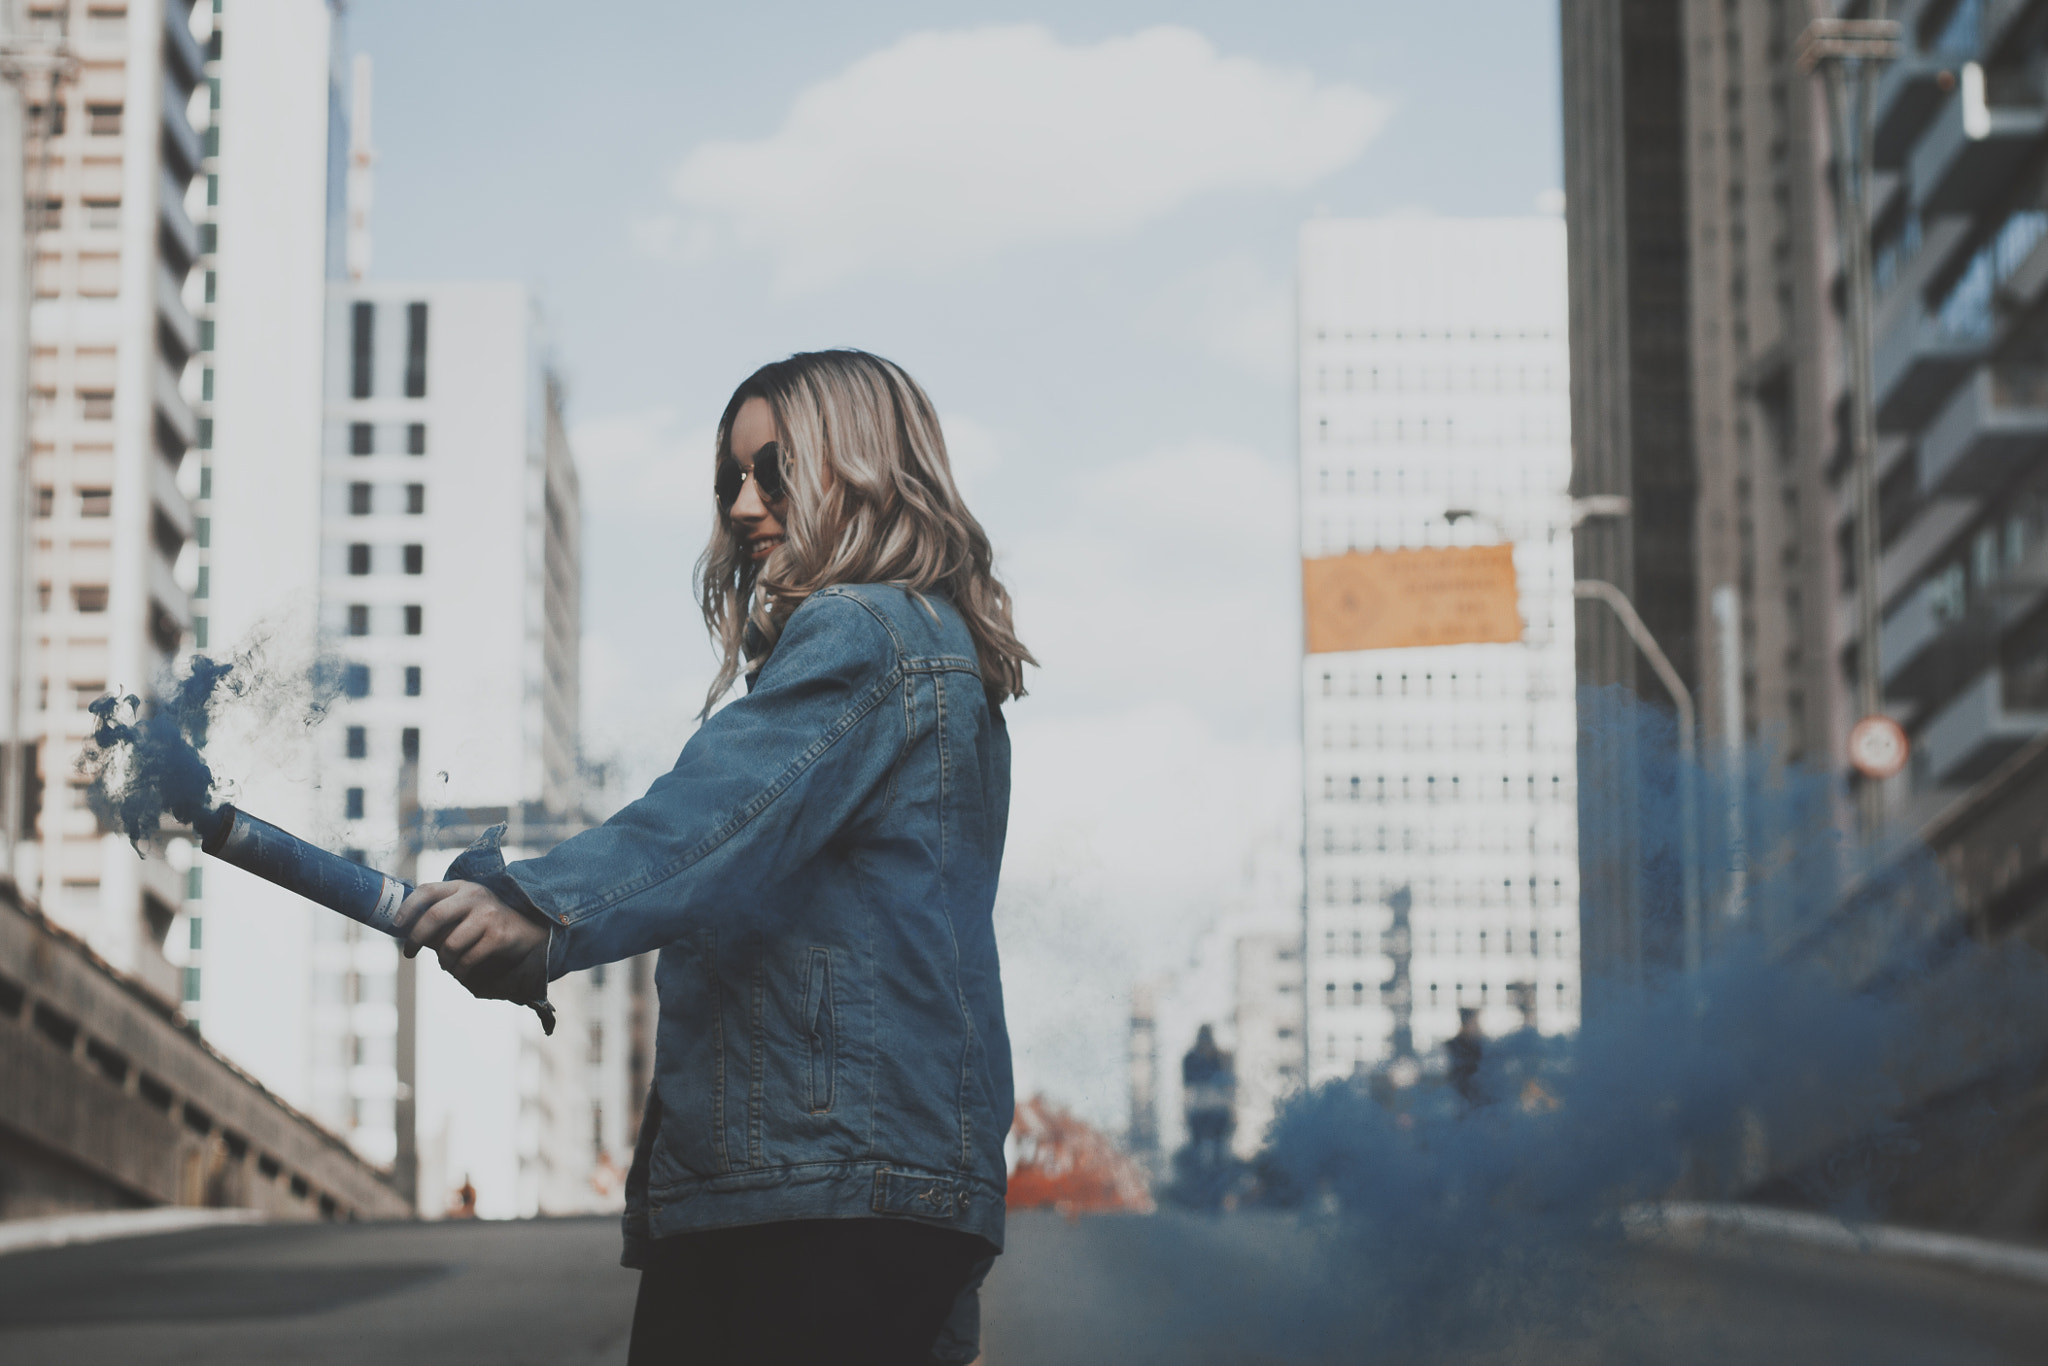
[400,882,467,955]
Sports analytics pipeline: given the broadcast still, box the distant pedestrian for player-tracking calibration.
[1447,1007,1485,1106]
[1182,1024,1236,1169]
[400,351,1033,1366]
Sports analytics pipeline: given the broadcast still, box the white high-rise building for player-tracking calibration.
[307,278,584,1180]
[1298,217,1580,1086]
[181,35,641,1207]
[13,0,207,998]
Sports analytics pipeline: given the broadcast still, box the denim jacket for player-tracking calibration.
[500,584,1014,1260]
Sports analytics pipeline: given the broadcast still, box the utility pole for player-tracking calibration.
[1797,11,1903,835]
[1574,579,1702,975]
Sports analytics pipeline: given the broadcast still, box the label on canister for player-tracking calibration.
[371,875,409,934]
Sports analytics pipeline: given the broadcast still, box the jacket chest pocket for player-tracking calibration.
[802,947,837,1115]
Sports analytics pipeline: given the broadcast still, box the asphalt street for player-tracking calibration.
[5,1208,2048,1363]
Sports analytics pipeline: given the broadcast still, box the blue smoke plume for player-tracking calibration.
[1159,686,2048,1358]
[81,645,347,850]
[83,655,240,846]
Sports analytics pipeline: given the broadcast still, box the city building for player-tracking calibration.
[12,0,206,1000]
[1561,0,1850,997]
[1298,217,1582,1085]
[1229,931,1299,1160]
[302,277,584,1183]
[1863,0,2048,840]
[1137,831,1300,1164]
[170,0,344,1036]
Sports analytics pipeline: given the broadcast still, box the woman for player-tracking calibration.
[400,349,1031,1365]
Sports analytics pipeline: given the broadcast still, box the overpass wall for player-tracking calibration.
[0,880,409,1222]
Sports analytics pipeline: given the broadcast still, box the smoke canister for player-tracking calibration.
[201,804,414,935]
[200,803,555,1033]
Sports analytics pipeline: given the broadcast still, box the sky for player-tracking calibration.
[346,0,1565,1124]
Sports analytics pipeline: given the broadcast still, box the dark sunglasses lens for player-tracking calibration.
[754,443,785,501]
[714,460,744,509]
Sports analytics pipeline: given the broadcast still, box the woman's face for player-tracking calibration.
[727,396,787,562]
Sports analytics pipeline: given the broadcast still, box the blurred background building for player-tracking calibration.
[0,0,638,1224]
[12,0,204,1000]
[1298,216,1582,1084]
[1562,0,2048,981]
[1562,0,1850,997]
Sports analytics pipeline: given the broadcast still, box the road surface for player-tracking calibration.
[5,1208,2048,1362]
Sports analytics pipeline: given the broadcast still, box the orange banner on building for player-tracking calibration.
[1303,544,1522,653]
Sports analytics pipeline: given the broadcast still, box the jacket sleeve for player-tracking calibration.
[502,591,906,976]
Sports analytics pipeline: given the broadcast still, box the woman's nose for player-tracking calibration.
[729,473,768,523]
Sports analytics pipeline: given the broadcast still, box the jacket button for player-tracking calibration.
[558,914,570,924]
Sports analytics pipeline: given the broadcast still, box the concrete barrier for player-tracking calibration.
[0,878,409,1223]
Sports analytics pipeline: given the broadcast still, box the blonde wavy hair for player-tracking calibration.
[697,350,1033,713]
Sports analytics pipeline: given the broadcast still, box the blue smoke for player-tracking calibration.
[81,644,346,850]
[1223,686,2048,1356]
[83,655,240,846]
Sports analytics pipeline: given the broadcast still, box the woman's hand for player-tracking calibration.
[401,880,550,1003]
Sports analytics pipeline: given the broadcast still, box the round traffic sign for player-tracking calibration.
[1848,714,1909,780]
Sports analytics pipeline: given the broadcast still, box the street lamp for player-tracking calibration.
[1573,579,1704,975]
[1797,11,1903,832]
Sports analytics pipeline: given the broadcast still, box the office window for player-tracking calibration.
[406,483,424,514]
[401,727,419,761]
[349,482,372,515]
[404,604,422,635]
[344,787,364,820]
[33,486,51,517]
[72,585,107,612]
[403,544,423,575]
[86,103,121,136]
[349,422,373,456]
[404,302,428,397]
[78,389,114,420]
[343,664,370,698]
[347,543,370,575]
[83,198,119,229]
[406,422,426,455]
[346,604,368,636]
[350,301,374,398]
[345,726,367,760]
[25,100,64,135]
[404,666,421,697]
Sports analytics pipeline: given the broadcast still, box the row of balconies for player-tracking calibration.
[1862,4,2048,793]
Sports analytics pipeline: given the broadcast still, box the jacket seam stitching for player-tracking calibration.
[559,664,904,920]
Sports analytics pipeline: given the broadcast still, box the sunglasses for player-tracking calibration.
[715,442,789,512]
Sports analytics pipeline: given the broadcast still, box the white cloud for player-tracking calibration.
[1148,254,1294,382]
[663,25,1390,291]
[938,411,1005,505]
[982,435,1304,1115]
[1002,437,1298,716]
[569,409,721,806]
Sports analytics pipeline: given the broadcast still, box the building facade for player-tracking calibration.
[11,0,207,999]
[1299,217,1582,1085]
[300,279,583,1174]
[1561,0,1851,998]
[1866,0,2048,832]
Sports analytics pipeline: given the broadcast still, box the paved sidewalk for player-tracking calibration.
[1630,1202,2048,1288]
[0,1208,266,1258]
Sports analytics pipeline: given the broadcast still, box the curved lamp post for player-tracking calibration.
[1574,579,1703,974]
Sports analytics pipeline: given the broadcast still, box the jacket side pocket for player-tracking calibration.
[803,947,837,1115]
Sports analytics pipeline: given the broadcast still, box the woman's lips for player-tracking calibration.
[748,535,784,559]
